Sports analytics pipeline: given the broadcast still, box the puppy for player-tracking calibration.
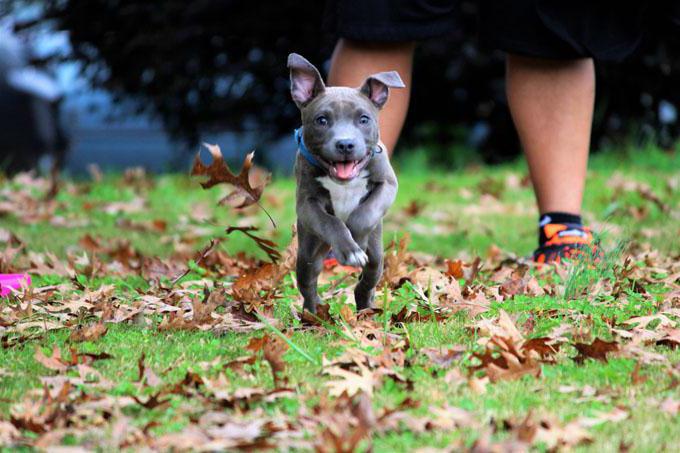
[288,53,403,313]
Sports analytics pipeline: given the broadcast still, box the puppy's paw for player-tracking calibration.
[334,241,368,268]
[344,249,368,268]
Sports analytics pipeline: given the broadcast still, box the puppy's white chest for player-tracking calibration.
[317,171,369,223]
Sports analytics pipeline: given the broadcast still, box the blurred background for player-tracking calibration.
[1,0,679,175]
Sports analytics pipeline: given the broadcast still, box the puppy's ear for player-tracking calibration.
[359,71,405,109]
[288,53,326,108]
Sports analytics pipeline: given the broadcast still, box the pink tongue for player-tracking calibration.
[335,162,355,179]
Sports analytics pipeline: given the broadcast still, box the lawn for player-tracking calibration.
[1,145,679,451]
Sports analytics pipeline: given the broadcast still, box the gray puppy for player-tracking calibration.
[288,53,404,313]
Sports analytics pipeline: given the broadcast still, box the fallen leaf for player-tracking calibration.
[420,346,465,368]
[573,338,619,364]
[656,328,680,349]
[263,334,289,387]
[630,362,647,385]
[324,362,376,397]
[34,345,68,372]
[69,322,108,342]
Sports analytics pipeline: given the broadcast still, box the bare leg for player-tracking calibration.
[506,55,595,215]
[328,39,415,154]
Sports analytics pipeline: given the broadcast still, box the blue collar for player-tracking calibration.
[294,127,323,168]
[294,127,382,170]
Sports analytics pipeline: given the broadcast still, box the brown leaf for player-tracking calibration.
[630,362,647,385]
[464,256,482,287]
[486,350,541,383]
[324,362,376,397]
[444,259,465,279]
[231,265,281,310]
[402,200,425,217]
[573,338,619,364]
[470,337,542,383]
[34,345,67,372]
[314,393,374,452]
[132,392,171,410]
[263,334,289,387]
[503,412,593,450]
[137,352,162,387]
[246,336,267,353]
[67,349,113,366]
[191,144,271,216]
[656,328,680,349]
[69,322,108,342]
[522,337,561,360]
[380,234,410,288]
[421,346,465,368]
[474,309,523,343]
[78,234,103,253]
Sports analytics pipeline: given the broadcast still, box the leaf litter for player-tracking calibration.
[0,167,679,450]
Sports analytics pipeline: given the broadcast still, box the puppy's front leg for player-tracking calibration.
[296,223,329,313]
[355,223,384,310]
[346,179,397,242]
[298,199,368,268]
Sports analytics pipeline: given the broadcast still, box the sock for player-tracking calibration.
[538,211,583,246]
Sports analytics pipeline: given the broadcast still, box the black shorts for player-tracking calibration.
[326,0,657,62]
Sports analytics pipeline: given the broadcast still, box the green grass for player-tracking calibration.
[1,145,679,451]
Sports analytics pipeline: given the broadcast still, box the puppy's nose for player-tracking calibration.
[335,139,355,155]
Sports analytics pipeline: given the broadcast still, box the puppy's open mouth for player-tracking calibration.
[323,154,371,181]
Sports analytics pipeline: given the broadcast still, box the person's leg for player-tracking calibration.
[506,54,598,262]
[328,39,416,154]
[506,54,595,215]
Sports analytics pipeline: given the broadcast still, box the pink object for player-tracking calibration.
[0,274,31,296]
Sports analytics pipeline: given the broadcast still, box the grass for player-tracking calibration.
[1,145,679,451]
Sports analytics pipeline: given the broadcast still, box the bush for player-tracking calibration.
[9,0,680,166]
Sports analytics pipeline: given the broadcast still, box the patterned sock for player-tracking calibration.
[538,212,583,246]
[534,212,598,263]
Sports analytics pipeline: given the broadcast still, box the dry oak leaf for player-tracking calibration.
[623,313,676,330]
[470,335,543,383]
[444,259,465,279]
[191,143,269,210]
[324,362,376,397]
[34,345,113,373]
[511,412,593,450]
[380,233,411,288]
[573,338,619,364]
[263,334,290,387]
[656,328,680,349]
[136,352,162,388]
[420,345,466,368]
[34,345,68,372]
[474,309,523,343]
[485,340,542,383]
[522,337,562,360]
[69,322,108,342]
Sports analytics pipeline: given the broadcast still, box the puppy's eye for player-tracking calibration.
[359,115,370,125]
[315,116,328,126]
